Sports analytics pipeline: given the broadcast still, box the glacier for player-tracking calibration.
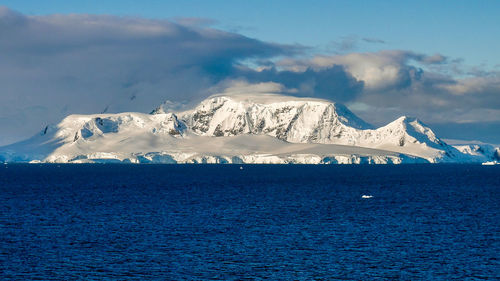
[1,92,498,164]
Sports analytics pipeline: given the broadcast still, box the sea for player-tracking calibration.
[0,164,498,280]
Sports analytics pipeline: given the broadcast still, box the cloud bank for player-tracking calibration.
[0,7,299,144]
[1,7,499,144]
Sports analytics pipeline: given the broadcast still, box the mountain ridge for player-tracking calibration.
[0,93,498,164]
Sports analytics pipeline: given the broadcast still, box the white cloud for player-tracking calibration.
[439,76,500,96]
[278,50,428,90]
[214,81,287,96]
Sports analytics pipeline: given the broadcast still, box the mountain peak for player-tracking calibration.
[391,115,419,125]
[178,93,372,141]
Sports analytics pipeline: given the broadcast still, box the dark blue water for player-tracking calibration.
[0,164,499,280]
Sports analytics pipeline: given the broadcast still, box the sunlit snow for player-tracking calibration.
[0,93,498,164]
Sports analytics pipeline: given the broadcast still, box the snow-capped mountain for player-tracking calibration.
[453,144,500,164]
[0,93,498,164]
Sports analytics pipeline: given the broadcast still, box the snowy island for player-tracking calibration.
[1,92,499,164]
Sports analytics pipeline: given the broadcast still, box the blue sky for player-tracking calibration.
[0,1,499,145]
[4,0,500,69]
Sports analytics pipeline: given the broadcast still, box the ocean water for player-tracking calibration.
[0,164,499,280]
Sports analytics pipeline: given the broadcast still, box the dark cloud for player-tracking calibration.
[0,7,301,144]
[330,36,387,52]
[420,53,447,64]
[228,65,364,103]
[328,36,359,52]
[172,17,218,27]
[362,37,386,44]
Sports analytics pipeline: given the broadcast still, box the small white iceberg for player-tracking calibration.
[361,195,373,199]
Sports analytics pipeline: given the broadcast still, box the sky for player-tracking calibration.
[1,1,500,145]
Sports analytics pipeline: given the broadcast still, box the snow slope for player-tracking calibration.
[453,144,500,163]
[0,93,497,164]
